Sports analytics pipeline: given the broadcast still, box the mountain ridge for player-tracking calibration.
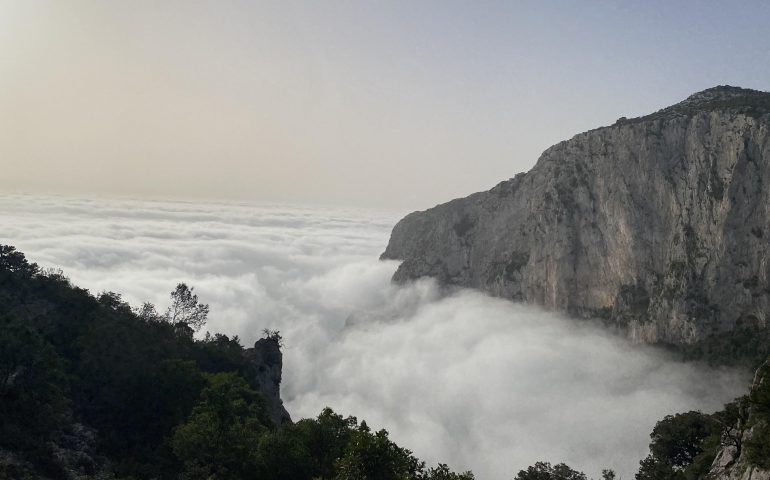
[382,85,770,357]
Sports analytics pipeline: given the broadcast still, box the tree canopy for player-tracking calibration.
[4,244,768,480]
[0,245,476,480]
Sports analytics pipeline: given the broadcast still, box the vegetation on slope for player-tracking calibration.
[2,244,769,480]
[0,245,474,479]
[632,358,770,479]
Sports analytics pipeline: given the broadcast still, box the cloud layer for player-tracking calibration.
[0,193,748,479]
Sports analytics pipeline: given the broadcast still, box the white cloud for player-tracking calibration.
[0,193,748,479]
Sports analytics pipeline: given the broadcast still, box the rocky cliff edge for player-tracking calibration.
[382,86,770,347]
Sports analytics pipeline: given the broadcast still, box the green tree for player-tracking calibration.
[0,315,67,474]
[253,426,316,480]
[745,361,770,468]
[425,463,475,480]
[648,411,718,467]
[0,245,38,276]
[600,469,616,480]
[171,372,270,480]
[635,411,720,480]
[134,301,161,322]
[513,461,587,480]
[292,408,357,479]
[334,422,425,480]
[636,455,680,480]
[166,283,209,332]
[712,397,749,459]
[0,315,67,439]
[0,245,480,480]
[194,333,251,374]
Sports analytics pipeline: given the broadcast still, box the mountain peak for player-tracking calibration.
[384,84,770,350]
[677,85,769,108]
[613,85,770,126]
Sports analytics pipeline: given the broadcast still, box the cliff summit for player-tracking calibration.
[382,86,770,353]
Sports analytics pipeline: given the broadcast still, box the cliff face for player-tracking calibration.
[382,86,770,346]
[245,337,292,426]
[709,360,770,480]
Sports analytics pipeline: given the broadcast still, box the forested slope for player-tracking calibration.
[2,244,769,480]
[0,245,474,480]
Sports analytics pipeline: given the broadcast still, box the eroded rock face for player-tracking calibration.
[710,440,770,480]
[382,86,770,346]
[708,360,770,480]
[0,423,113,480]
[245,337,292,426]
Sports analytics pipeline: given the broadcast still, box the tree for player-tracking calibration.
[194,333,251,374]
[635,411,720,480]
[712,398,749,459]
[0,315,67,455]
[255,407,357,480]
[262,328,283,346]
[98,291,133,314]
[0,245,483,479]
[648,411,718,468]
[635,455,679,480]
[600,469,616,480]
[252,426,316,480]
[745,360,770,468]
[0,245,38,275]
[170,373,269,480]
[303,408,357,478]
[425,463,475,480]
[134,302,161,322]
[514,462,587,480]
[333,422,425,480]
[165,283,209,331]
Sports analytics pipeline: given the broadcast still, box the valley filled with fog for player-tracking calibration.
[0,193,748,480]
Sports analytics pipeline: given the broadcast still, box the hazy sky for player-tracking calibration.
[2,1,770,209]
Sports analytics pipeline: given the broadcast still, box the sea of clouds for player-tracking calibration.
[0,193,749,479]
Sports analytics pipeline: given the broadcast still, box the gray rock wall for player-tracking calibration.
[382,87,770,346]
[245,337,292,426]
[708,360,770,480]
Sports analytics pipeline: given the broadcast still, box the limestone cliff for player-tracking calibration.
[382,86,770,346]
[708,360,770,480]
[245,336,292,426]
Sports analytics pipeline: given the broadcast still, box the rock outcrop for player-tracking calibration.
[709,360,770,480]
[0,424,113,480]
[245,336,292,426]
[382,86,770,346]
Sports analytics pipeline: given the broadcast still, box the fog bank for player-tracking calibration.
[0,193,748,479]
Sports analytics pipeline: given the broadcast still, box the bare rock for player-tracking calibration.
[245,336,292,426]
[382,86,770,346]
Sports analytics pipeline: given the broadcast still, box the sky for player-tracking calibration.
[2,1,770,209]
[0,193,749,479]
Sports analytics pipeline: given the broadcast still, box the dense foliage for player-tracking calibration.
[634,411,722,480]
[634,368,770,479]
[744,362,770,468]
[0,245,478,479]
[3,244,769,480]
[680,322,770,369]
[513,462,588,480]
